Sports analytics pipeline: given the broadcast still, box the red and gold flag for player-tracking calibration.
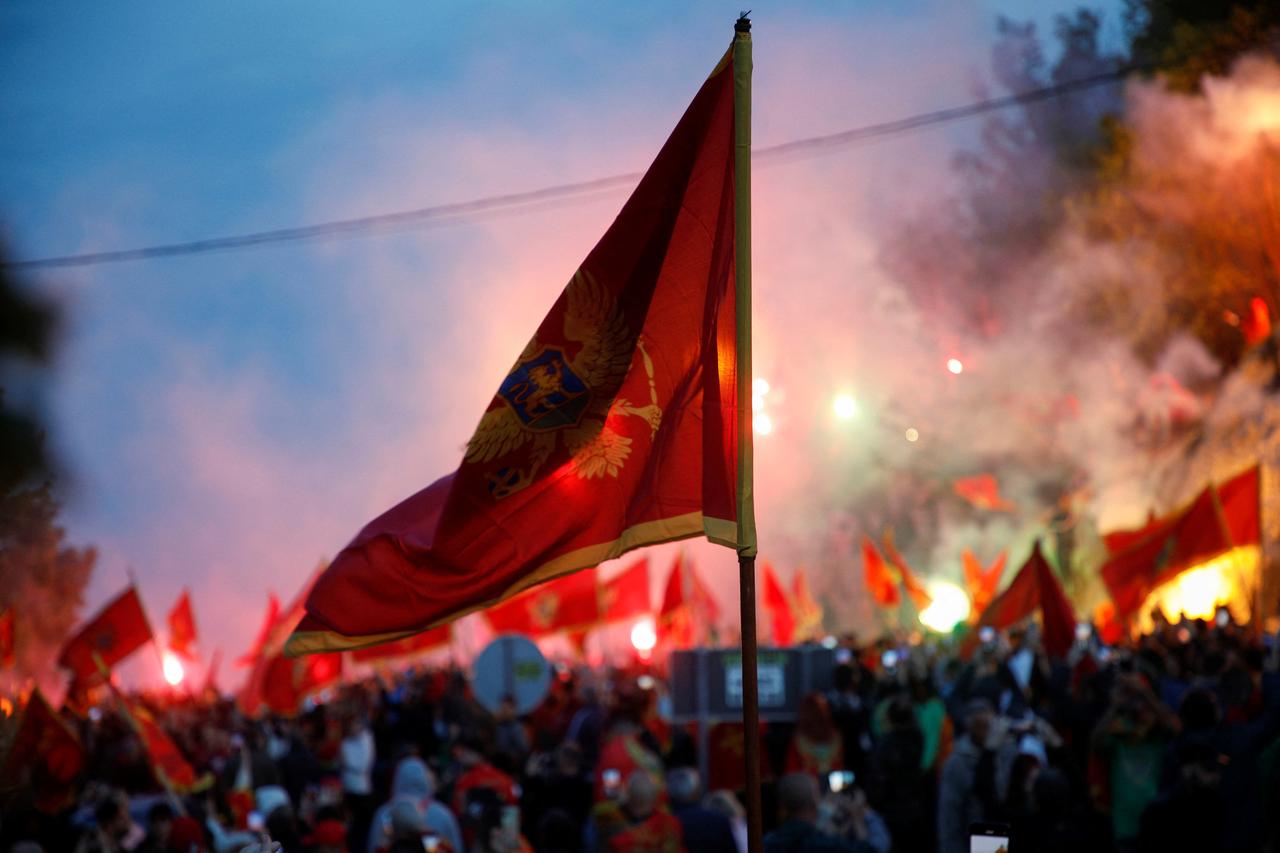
[882,532,931,611]
[0,691,84,813]
[760,562,795,646]
[110,686,209,793]
[973,543,1075,659]
[485,569,600,636]
[167,590,198,661]
[236,592,280,668]
[0,608,14,668]
[954,473,1016,512]
[600,558,651,624]
[57,586,152,683]
[288,34,754,655]
[791,568,823,641]
[862,537,900,608]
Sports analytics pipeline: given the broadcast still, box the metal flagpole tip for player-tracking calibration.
[736,12,751,32]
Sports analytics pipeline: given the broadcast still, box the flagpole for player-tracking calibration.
[731,15,763,853]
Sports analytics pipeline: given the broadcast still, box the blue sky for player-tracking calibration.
[1,0,1121,682]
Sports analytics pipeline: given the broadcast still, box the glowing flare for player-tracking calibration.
[162,651,185,687]
[904,427,919,442]
[832,394,859,420]
[630,618,657,652]
[918,580,970,633]
[946,358,964,375]
[752,377,770,397]
[755,413,774,435]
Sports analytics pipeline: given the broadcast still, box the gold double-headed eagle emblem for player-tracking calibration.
[465,269,662,498]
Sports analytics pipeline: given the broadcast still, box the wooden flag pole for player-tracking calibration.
[732,14,763,853]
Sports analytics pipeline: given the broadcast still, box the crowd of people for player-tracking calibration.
[3,610,1280,853]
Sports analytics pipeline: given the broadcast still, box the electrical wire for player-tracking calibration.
[4,64,1136,272]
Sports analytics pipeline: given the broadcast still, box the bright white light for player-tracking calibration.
[820,635,839,649]
[832,394,859,420]
[630,618,657,653]
[904,427,919,442]
[946,358,964,375]
[162,652,185,687]
[755,413,774,435]
[752,378,770,397]
[919,580,970,633]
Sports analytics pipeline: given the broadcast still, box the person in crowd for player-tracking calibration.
[340,714,376,853]
[603,771,682,853]
[865,695,930,853]
[763,773,872,853]
[703,791,748,853]
[825,663,872,779]
[936,698,998,853]
[367,756,463,853]
[666,768,735,853]
[785,693,843,777]
[138,801,174,853]
[522,740,593,834]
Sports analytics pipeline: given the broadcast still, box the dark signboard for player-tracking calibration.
[669,646,836,722]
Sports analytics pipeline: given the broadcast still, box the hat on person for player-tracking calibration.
[303,818,349,849]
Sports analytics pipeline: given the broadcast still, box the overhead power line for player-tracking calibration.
[6,64,1135,272]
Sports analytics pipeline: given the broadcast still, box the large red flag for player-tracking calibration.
[882,532,931,611]
[240,568,342,716]
[110,686,210,793]
[0,691,84,813]
[974,543,1075,659]
[600,558,651,624]
[791,568,823,641]
[485,570,600,636]
[0,608,14,668]
[1102,487,1231,618]
[289,38,753,656]
[58,586,152,683]
[167,590,198,661]
[862,537,900,608]
[760,562,796,646]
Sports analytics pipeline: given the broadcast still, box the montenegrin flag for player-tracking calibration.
[288,33,755,655]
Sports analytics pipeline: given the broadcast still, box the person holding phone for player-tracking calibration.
[667,768,736,853]
[763,773,874,853]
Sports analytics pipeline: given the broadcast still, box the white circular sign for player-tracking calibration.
[472,634,551,715]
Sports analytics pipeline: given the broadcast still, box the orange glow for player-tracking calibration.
[1139,546,1259,628]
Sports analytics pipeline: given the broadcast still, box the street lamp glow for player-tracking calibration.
[946,358,964,375]
[832,394,859,420]
[162,651,185,687]
[919,580,971,633]
[630,618,657,653]
[905,427,919,442]
[755,412,774,435]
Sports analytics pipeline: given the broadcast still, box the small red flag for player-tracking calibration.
[882,532,932,611]
[660,554,720,648]
[0,608,14,668]
[954,474,1016,512]
[236,592,280,668]
[760,562,796,646]
[791,568,823,641]
[974,543,1075,659]
[600,558,651,624]
[962,549,1006,618]
[58,586,152,683]
[167,590,198,661]
[485,569,600,636]
[861,537,900,608]
[110,686,209,793]
[288,37,753,656]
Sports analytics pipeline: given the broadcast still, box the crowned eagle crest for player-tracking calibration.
[465,268,662,498]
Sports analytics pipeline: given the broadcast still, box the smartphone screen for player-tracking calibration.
[602,768,622,798]
[969,822,1010,853]
[827,770,855,793]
